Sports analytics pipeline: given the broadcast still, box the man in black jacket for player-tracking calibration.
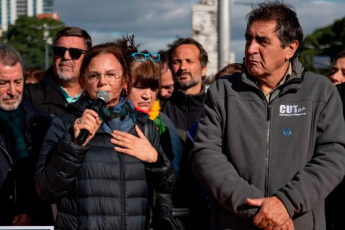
[160,37,209,229]
[0,45,53,226]
[161,37,208,145]
[24,27,92,117]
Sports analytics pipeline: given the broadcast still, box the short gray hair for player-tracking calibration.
[0,44,23,67]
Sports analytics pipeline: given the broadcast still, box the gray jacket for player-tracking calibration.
[190,59,345,230]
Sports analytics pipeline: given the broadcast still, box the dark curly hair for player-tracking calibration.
[246,1,303,59]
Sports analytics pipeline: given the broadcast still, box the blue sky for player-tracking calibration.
[55,0,345,63]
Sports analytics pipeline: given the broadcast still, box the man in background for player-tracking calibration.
[24,26,92,117]
[158,50,174,100]
[0,45,53,226]
[161,37,208,144]
[161,37,209,229]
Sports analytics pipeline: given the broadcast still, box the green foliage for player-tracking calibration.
[0,16,65,70]
[299,17,345,75]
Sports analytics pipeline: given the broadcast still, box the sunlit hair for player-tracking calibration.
[328,50,345,78]
[331,51,345,66]
[246,1,303,59]
[113,35,159,91]
[0,44,23,67]
[53,27,92,51]
[158,50,169,71]
[79,41,131,92]
[167,37,208,68]
[212,63,243,81]
[130,60,160,91]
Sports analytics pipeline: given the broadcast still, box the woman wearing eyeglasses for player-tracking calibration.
[35,39,175,230]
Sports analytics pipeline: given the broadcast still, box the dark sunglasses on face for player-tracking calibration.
[131,52,160,62]
[52,46,87,59]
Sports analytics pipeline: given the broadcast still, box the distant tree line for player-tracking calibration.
[0,16,65,70]
[299,17,345,75]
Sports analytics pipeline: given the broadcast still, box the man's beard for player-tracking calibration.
[176,72,200,90]
[0,95,22,111]
[177,78,199,90]
[57,68,73,81]
[57,61,74,81]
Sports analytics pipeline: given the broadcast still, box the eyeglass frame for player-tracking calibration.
[131,52,160,62]
[84,71,123,84]
[52,46,87,60]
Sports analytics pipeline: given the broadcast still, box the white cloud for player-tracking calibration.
[55,0,345,63]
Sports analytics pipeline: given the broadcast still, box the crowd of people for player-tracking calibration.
[1,1,345,230]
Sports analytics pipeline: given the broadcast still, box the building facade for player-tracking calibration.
[192,0,234,78]
[0,0,55,32]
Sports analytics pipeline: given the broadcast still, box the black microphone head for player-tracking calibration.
[96,91,110,103]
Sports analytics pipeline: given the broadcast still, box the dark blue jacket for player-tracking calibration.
[35,95,175,230]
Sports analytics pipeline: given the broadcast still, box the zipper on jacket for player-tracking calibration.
[0,144,17,203]
[264,103,271,197]
[119,153,126,229]
[0,144,13,166]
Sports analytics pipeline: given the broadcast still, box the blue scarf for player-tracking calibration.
[99,97,137,133]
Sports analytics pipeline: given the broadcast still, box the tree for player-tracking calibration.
[0,16,65,70]
[299,17,345,75]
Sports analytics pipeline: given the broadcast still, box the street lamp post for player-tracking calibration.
[43,24,50,70]
[218,0,231,71]
[30,23,62,70]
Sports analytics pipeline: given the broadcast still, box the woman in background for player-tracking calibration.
[328,50,345,85]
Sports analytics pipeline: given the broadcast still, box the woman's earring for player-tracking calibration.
[121,88,128,97]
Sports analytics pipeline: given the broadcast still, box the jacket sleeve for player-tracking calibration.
[35,116,89,203]
[190,87,264,220]
[275,85,345,217]
[160,112,183,176]
[143,120,176,193]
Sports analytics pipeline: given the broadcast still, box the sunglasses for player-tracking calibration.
[52,46,87,59]
[131,52,160,62]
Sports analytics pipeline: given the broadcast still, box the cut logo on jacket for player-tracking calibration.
[279,105,306,116]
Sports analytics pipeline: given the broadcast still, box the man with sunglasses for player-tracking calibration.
[158,50,175,100]
[24,27,92,117]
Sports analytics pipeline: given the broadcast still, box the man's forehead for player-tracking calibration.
[56,36,85,47]
[173,44,199,56]
[0,62,23,79]
[246,21,278,40]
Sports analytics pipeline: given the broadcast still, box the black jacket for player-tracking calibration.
[325,82,345,230]
[24,66,68,117]
[160,88,205,144]
[0,101,53,225]
[35,95,175,230]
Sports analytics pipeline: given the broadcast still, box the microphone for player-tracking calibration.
[76,91,110,145]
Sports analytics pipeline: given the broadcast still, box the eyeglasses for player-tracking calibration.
[131,52,160,62]
[52,46,87,59]
[85,72,123,84]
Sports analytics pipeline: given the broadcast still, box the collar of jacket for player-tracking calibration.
[242,58,304,95]
[42,66,64,93]
[66,93,150,126]
[40,66,68,107]
[172,85,206,100]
